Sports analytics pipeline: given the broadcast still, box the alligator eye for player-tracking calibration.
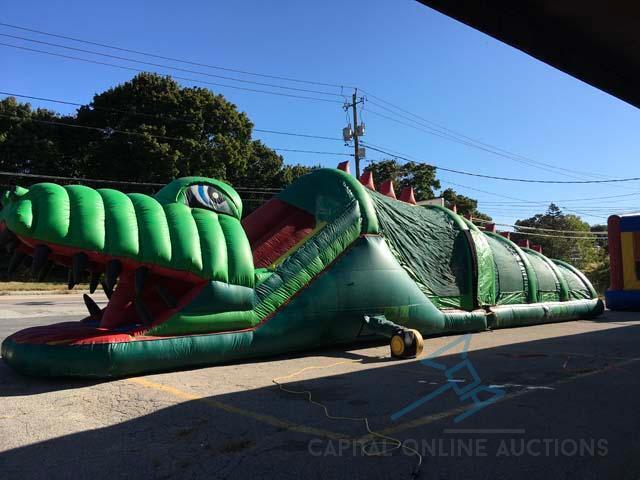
[186,185,233,215]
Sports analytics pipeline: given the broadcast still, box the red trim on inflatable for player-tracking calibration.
[14,235,208,284]
[608,215,623,290]
[399,187,417,204]
[359,171,376,190]
[379,180,396,199]
[242,198,316,268]
[337,160,351,174]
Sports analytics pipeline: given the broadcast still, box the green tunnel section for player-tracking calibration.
[484,232,534,305]
[369,191,475,310]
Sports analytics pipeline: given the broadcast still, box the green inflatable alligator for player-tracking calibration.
[0,169,603,377]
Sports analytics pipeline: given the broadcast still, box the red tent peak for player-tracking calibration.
[337,161,350,174]
[399,187,417,205]
[359,171,375,190]
[379,180,396,199]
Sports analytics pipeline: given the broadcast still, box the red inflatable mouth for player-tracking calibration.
[1,226,206,332]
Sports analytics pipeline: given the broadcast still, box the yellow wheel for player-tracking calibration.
[390,334,406,357]
[390,329,424,359]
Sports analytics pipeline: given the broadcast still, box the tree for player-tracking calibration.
[512,203,604,269]
[76,73,254,183]
[441,188,492,220]
[1,73,315,195]
[0,97,78,176]
[363,159,440,200]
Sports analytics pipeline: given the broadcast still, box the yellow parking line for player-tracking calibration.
[128,377,348,441]
[129,354,640,443]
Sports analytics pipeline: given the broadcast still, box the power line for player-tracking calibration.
[0,91,345,142]
[361,142,640,184]
[362,90,609,180]
[0,22,355,90]
[492,230,604,240]
[0,170,284,195]
[0,42,344,104]
[360,146,607,219]
[472,220,607,235]
[366,102,591,180]
[273,148,352,156]
[0,114,351,157]
[0,33,345,98]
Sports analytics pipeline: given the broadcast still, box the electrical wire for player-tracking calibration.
[0,91,345,142]
[272,359,422,479]
[364,108,591,181]
[480,230,604,241]
[361,142,640,184]
[0,42,343,104]
[360,146,607,219]
[273,148,352,156]
[0,22,355,90]
[0,114,351,157]
[0,170,283,194]
[0,33,345,98]
[471,218,607,235]
[361,90,610,180]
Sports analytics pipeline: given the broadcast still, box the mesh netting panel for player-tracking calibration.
[369,191,473,309]
[485,234,528,305]
[523,251,560,301]
[555,262,591,300]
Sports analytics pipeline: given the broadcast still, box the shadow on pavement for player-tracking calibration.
[1,319,640,479]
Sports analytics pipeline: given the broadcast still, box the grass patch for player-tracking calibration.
[0,281,89,293]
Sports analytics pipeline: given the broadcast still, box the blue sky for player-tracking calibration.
[2,0,640,226]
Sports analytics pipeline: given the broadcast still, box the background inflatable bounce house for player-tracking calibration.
[0,167,603,377]
[606,213,640,309]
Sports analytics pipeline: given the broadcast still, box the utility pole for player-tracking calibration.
[343,89,365,177]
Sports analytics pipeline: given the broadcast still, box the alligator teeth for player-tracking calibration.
[5,239,17,254]
[7,251,26,275]
[0,229,16,249]
[37,262,55,282]
[135,266,149,297]
[134,298,153,325]
[155,284,177,308]
[31,245,51,277]
[83,294,102,317]
[89,271,100,294]
[72,252,89,284]
[105,260,121,291]
[100,280,113,299]
[67,268,76,290]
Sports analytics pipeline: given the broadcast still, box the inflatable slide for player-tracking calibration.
[0,169,603,377]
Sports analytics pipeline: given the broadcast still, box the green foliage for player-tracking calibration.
[0,97,78,176]
[441,188,492,220]
[512,203,605,270]
[363,159,440,200]
[0,73,311,190]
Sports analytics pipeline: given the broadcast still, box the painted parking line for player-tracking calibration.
[129,354,640,445]
[128,377,349,441]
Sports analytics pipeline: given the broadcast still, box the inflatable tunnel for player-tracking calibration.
[0,169,603,377]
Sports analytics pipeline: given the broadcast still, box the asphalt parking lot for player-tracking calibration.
[1,294,639,480]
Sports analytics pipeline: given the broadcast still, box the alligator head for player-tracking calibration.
[0,177,256,335]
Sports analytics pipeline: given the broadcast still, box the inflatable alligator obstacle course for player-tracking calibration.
[0,168,603,377]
